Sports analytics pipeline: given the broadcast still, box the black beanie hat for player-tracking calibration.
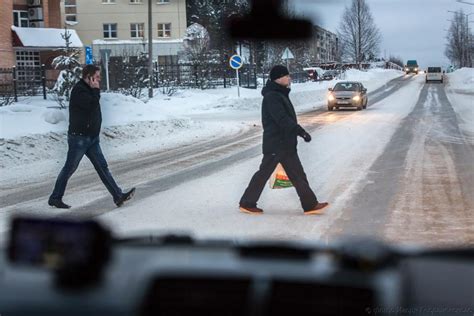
[270,65,290,81]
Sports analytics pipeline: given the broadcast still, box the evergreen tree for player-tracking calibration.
[51,27,82,108]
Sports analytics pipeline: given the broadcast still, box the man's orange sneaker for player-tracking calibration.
[304,202,329,215]
[239,206,264,215]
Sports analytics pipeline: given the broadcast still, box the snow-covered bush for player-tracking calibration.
[183,23,210,64]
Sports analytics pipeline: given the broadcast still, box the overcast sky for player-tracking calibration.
[291,0,474,68]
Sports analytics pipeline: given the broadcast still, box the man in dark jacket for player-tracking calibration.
[48,65,135,209]
[239,65,328,215]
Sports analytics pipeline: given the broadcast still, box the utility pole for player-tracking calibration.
[148,0,153,98]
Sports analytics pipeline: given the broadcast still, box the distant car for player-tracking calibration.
[327,81,368,111]
[404,60,419,74]
[322,70,339,80]
[426,67,443,83]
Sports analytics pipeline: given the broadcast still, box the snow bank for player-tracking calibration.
[447,68,474,91]
[445,68,474,141]
[1,69,402,140]
[42,109,66,125]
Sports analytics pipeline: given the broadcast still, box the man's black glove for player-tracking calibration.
[297,125,312,142]
[301,131,312,143]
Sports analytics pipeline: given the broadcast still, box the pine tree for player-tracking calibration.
[51,27,82,108]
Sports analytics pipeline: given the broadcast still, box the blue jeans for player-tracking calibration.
[50,134,123,202]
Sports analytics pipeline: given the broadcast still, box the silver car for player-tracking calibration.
[327,81,368,111]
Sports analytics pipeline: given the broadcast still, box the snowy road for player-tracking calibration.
[1,74,472,247]
[331,82,474,246]
[0,75,411,213]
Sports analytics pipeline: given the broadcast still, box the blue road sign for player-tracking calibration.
[85,46,93,65]
[229,55,243,70]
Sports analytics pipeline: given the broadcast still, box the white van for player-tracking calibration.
[426,67,443,83]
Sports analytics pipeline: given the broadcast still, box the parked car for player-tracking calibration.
[303,67,325,81]
[322,70,339,80]
[426,67,443,83]
[327,81,368,111]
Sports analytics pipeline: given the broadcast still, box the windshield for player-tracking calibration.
[333,82,359,91]
[428,67,442,73]
[1,0,473,251]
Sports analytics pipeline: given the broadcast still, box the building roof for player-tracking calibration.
[11,26,83,48]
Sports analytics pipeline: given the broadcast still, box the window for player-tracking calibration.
[13,11,29,28]
[130,0,143,3]
[103,23,118,38]
[102,0,116,3]
[428,67,442,73]
[130,23,145,38]
[157,23,171,38]
[65,0,77,23]
[15,51,41,89]
[157,0,170,4]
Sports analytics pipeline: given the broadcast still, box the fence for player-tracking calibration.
[103,58,259,92]
[0,65,57,103]
[2,61,314,104]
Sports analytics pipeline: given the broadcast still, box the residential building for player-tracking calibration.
[311,25,339,63]
[62,0,187,64]
[0,0,82,91]
[0,0,80,69]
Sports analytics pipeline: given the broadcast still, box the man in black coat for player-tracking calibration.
[239,65,328,215]
[48,65,135,209]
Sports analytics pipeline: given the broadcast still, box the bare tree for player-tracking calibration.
[445,9,473,68]
[389,55,404,68]
[337,0,381,67]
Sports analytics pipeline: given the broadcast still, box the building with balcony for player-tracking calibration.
[311,25,339,63]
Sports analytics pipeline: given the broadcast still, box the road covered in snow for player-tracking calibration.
[1,68,473,248]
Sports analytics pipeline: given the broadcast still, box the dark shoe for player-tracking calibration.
[304,202,329,215]
[239,205,263,215]
[115,188,136,207]
[48,198,71,209]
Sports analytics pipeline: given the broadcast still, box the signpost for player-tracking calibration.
[85,46,93,65]
[229,54,243,98]
[281,47,294,72]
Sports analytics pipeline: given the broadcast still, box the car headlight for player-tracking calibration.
[328,94,335,101]
[352,95,361,102]
[415,68,418,71]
